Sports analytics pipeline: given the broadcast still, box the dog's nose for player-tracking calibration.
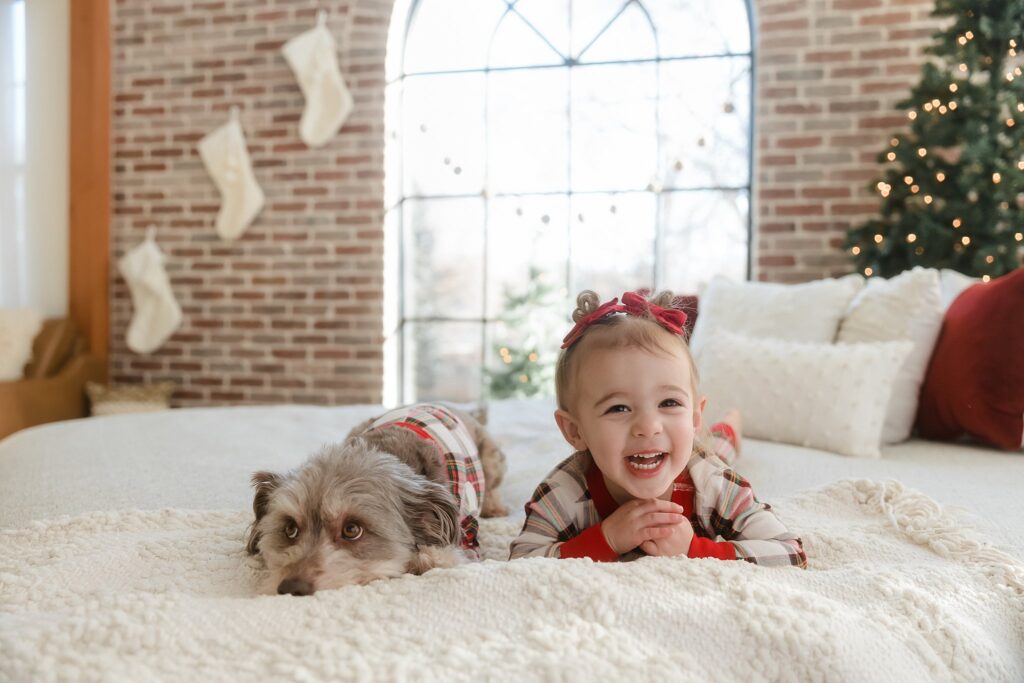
[277,578,314,596]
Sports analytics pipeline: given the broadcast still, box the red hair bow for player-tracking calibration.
[560,297,624,349]
[560,291,688,349]
[620,291,688,336]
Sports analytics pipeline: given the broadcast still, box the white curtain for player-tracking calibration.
[0,0,69,315]
[0,0,27,308]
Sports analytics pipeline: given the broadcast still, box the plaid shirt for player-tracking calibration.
[368,404,484,557]
[509,430,807,568]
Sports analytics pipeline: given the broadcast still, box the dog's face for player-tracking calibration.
[247,438,459,595]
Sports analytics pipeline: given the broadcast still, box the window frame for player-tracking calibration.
[385,0,756,405]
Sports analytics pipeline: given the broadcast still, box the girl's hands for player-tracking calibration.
[639,515,694,557]
[600,499,690,556]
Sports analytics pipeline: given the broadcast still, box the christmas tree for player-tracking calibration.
[846,0,1024,279]
[486,267,561,399]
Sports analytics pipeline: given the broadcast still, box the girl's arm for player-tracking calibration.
[693,462,808,569]
[508,455,617,561]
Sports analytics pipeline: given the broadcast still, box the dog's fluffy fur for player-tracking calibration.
[246,405,508,595]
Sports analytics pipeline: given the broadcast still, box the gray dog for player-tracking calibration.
[246,403,508,595]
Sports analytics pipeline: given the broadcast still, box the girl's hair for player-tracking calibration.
[554,289,700,412]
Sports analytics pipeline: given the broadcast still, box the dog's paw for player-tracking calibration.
[480,493,510,518]
[407,545,466,574]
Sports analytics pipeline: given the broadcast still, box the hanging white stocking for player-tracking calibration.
[282,10,354,148]
[118,227,183,355]
[198,107,265,241]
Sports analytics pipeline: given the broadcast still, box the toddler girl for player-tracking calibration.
[508,289,807,567]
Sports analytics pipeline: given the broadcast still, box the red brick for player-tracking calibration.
[776,204,826,217]
[777,135,822,149]
[860,13,912,27]
[759,255,797,267]
[802,187,853,199]
[834,0,882,8]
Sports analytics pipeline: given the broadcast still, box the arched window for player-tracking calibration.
[384,0,753,405]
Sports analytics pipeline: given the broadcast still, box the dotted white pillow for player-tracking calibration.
[0,308,43,381]
[699,331,913,458]
[837,267,944,444]
[689,274,864,359]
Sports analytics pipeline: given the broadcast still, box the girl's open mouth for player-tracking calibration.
[626,452,666,476]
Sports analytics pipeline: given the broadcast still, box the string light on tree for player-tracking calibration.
[846,0,1024,278]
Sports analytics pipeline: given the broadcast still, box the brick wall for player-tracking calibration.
[110,0,391,406]
[754,0,942,282]
[109,0,942,405]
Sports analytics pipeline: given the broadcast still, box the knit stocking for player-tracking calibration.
[118,229,182,355]
[282,10,354,148]
[198,107,265,241]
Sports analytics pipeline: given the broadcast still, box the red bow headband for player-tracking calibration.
[560,291,688,349]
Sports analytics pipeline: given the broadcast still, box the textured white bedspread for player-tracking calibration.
[2,480,1022,682]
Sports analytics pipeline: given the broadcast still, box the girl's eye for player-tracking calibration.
[284,520,299,540]
[340,522,363,541]
[661,399,682,408]
[605,404,629,414]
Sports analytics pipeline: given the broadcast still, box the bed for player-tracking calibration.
[1,400,1022,681]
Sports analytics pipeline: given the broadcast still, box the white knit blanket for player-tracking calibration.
[2,480,1022,682]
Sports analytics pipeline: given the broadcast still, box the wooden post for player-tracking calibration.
[68,0,110,359]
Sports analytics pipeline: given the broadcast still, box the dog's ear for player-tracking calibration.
[246,470,283,555]
[399,477,460,548]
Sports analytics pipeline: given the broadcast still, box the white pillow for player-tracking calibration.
[699,331,913,458]
[938,268,979,310]
[837,267,943,444]
[0,308,43,381]
[689,275,864,358]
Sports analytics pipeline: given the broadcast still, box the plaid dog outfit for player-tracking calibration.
[509,425,806,567]
[367,403,484,557]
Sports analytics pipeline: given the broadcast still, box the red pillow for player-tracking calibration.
[916,267,1024,450]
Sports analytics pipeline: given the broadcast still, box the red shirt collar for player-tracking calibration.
[584,453,692,518]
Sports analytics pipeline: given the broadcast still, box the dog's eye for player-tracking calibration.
[340,522,362,541]
[284,520,299,540]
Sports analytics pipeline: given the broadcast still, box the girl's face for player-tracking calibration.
[555,344,705,503]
